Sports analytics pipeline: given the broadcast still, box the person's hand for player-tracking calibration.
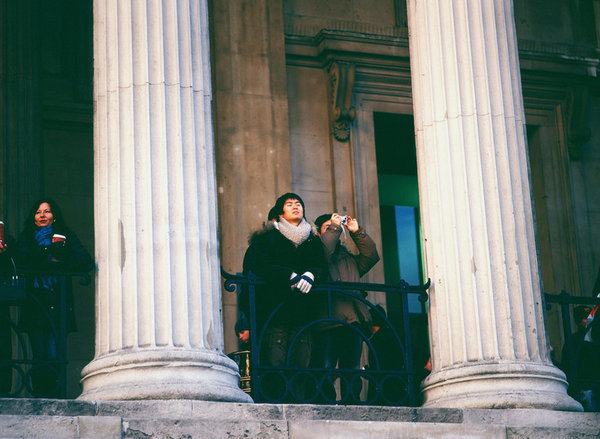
[330,213,343,226]
[290,272,301,289]
[238,330,250,344]
[0,241,7,254]
[295,272,314,293]
[346,217,359,233]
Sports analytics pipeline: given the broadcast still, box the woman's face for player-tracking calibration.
[34,202,54,227]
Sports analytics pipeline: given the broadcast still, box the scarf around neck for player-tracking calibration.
[33,224,57,290]
[34,224,54,246]
[274,217,311,247]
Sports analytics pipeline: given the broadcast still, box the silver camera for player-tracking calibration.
[340,216,348,225]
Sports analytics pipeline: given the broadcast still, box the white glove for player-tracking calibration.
[295,272,314,294]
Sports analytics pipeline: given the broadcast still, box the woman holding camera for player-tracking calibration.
[16,198,93,396]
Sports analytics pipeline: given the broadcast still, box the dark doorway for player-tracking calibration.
[373,112,430,389]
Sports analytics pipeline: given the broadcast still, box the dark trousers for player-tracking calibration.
[310,325,364,403]
[27,329,59,397]
[260,323,312,402]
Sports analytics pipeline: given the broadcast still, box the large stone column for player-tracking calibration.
[0,0,43,229]
[79,0,251,402]
[407,0,580,410]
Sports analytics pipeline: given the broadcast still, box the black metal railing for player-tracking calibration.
[544,290,600,411]
[223,268,430,406]
[0,269,91,398]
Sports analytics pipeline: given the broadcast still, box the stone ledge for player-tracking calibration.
[0,399,598,439]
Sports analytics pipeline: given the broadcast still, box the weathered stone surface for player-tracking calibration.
[94,400,284,421]
[0,415,79,439]
[95,400,195,419]
[189,401,284,421]
[82,0,251,404]
[282,404,463,423]
[0,400,599,439]
[0,398,96,416]
[414,407,463,423]
[507,427,600,439]
[288,420,505,439]
[78,416,122,439]
[408,0,582,411]
[283,404,416,422]
[462,408,600,430]
[122,419,289,439]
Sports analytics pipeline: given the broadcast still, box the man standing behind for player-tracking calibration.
[312,213,380,402]
[241,193,326,401]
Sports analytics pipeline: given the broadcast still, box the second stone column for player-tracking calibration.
[407,0,580,410]
[79,0,250,402]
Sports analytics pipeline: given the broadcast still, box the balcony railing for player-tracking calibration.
[222,269,430,405]
[0,269,91,398]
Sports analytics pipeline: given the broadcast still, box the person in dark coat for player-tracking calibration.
[240,192,327,401]
[16,198,94,396]
[0,226,18,394]
[310,212,380,403]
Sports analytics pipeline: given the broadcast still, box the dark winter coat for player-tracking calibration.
[240,223,327,330]
[16,224,94,333]
[320,224,380,282]
[316,223,380,331]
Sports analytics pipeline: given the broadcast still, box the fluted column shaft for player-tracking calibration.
[0,0,43,229]
[80,0,250,401]
[407,0,580,410]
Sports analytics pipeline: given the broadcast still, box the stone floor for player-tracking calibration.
[0,398,598,438]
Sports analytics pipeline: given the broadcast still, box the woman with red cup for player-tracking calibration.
[16,197,93,397]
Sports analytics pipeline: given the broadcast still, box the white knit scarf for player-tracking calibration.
[274,217,311,247]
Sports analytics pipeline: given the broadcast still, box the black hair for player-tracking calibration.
[267,206,279,221]
[273,192,305,219]
[314,213,333,231]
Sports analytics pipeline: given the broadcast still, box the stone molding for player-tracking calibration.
[1,399,599,438]
[328,61,356,142]
[284,19,407,39]
[285,27,599,77]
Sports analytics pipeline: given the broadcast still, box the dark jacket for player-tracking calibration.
[321,224,380,282]
[16,224,94,332]
[240,223,327,330]
[317,223,380,330]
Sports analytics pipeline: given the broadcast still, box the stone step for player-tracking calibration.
[0,399,598,438]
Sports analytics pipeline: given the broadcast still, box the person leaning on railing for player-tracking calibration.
[240,192,327,400]
[310,212,380,403]
[15,197,94,397]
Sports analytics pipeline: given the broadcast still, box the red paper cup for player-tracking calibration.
[52,234,66,244]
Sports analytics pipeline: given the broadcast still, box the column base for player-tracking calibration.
[422,361,582,411]
[78,348,252,402]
